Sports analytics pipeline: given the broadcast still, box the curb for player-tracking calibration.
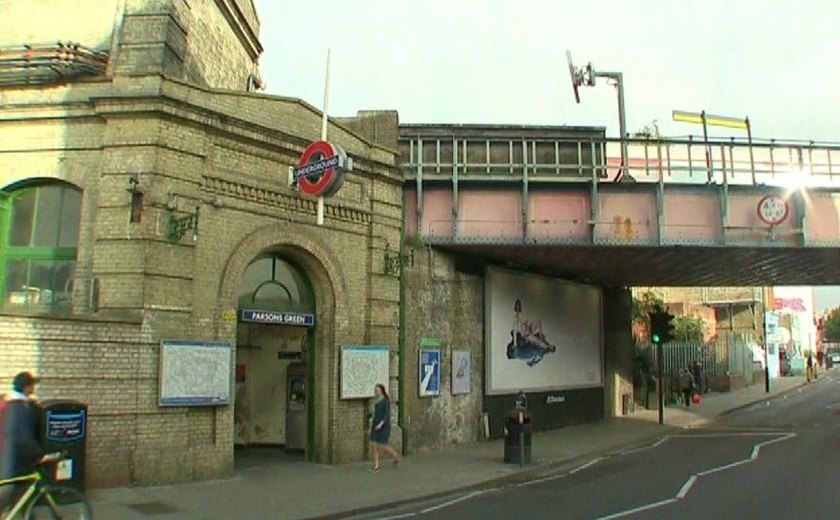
[300,428,679,520]
[716,379,809,418]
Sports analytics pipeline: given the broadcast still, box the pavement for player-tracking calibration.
[88,375,808,520]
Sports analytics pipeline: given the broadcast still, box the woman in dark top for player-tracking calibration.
[369,384,400,471]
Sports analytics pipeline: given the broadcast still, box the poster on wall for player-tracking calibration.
[418,349,441,397]
[451,350,471,395]
[159,340,232,406]
[484,266,603,395]
[340,345,390,399]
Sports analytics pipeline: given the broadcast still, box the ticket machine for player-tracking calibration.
[285,364,307,452]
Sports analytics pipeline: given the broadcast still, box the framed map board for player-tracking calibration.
[341,345,390,400]
[159,340,232,407]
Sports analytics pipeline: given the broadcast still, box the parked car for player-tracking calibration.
[828,352,840,368]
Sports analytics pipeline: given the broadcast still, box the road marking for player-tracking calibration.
[569,457,603,474]
[516,457,604,487]
[375,513,416,520]
[596,432,796,519]
[418,490,488,514]
[595,499,679,520]
[675,475,697,499]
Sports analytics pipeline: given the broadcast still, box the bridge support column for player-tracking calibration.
[602,287,635,417]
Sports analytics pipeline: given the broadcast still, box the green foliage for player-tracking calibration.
[632,291,665,327]
[823,307,840,343]
[673,314,705,341]
[633,343,655,384]
[633,120,661,139]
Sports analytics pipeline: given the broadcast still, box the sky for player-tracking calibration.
[251,0,840,309]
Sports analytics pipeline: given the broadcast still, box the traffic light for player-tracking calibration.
[649,307,676,345]
[649,310,663,344]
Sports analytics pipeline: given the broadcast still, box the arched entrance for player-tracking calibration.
[234,254,316,463]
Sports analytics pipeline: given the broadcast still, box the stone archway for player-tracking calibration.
[217,222,350,463]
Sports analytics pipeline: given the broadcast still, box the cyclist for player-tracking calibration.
[0,372,58,516]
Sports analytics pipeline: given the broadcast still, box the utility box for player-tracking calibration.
[503,412,532,465]
[39,399,88,492]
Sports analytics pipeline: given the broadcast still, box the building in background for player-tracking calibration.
[633,287,767,342]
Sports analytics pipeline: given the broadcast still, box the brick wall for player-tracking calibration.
[0,74,401,485]
[402,247,485,453]
[112,0,260,90]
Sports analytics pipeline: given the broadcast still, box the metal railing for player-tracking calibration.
[0,42,109,86]
[400,136,840,188]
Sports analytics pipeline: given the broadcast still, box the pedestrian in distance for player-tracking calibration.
[806,353,814,382]
[678,367,695,407]
[369,383,400,472]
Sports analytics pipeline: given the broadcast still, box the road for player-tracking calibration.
[351,373,840,520]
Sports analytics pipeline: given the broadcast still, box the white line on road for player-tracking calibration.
[675,475,697,499]
[595,432,797,519]
[595,499,679,520]
[418,490,488,514]
[516,457,604,487]
[375,513,416,520]
[569,457,603,474]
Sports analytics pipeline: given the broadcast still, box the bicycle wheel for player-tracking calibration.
[24,485,92,520]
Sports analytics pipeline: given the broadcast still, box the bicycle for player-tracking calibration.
[0,452,92,519]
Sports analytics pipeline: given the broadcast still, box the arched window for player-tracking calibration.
[238,255,314,314]
[1,182,82,309]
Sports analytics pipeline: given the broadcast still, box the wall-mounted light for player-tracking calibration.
[383,241,414,276]
[126,174,144,223]
[166,191,199,242]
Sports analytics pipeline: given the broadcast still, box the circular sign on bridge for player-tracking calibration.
[757,194,789,226]
[292,140,349,197]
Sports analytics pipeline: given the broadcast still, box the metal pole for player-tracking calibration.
[615,72,627,183]
[657,342,664,425]
[746,117,756,185]
[317,48,331,226]
[519,428,525,467]
[701,110,711,184]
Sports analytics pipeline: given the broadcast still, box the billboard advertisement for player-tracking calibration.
[485,267,603,395]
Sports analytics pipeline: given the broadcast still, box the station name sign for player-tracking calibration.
[241,309,315,327]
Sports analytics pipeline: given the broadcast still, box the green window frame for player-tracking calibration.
[0,182,82,310]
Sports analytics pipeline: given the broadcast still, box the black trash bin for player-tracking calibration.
[39,399,88,493]
[503,413,532,465]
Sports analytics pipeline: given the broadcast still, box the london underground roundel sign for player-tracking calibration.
[292,140,349,197]
[757,194,789,225]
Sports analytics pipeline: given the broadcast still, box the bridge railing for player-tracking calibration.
[400,136,840,187]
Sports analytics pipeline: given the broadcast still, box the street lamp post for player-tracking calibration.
[566,51,628,182]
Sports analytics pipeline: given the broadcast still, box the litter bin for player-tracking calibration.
[504,418,532,464]
[39,399,88,493]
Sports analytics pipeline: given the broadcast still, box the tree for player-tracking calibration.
[632,290,665,328]
[674,314,705,341]
[823,307,840,343]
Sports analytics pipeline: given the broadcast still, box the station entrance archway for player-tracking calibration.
[233,254,316,464]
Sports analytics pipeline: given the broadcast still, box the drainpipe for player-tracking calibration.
[398,191,407,455]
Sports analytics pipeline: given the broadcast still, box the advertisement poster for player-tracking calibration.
[485,267,603,395]
[451,350,471,395]
[419,349,441,397]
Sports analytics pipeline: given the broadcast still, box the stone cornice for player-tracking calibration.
[202,175,372,225]
[213,0,263,60]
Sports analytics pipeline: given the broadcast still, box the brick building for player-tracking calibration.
[0,0,632,488]
[0,0,401,486]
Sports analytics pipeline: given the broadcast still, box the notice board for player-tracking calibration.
[159,339,232,406]
[340,345,390,400]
